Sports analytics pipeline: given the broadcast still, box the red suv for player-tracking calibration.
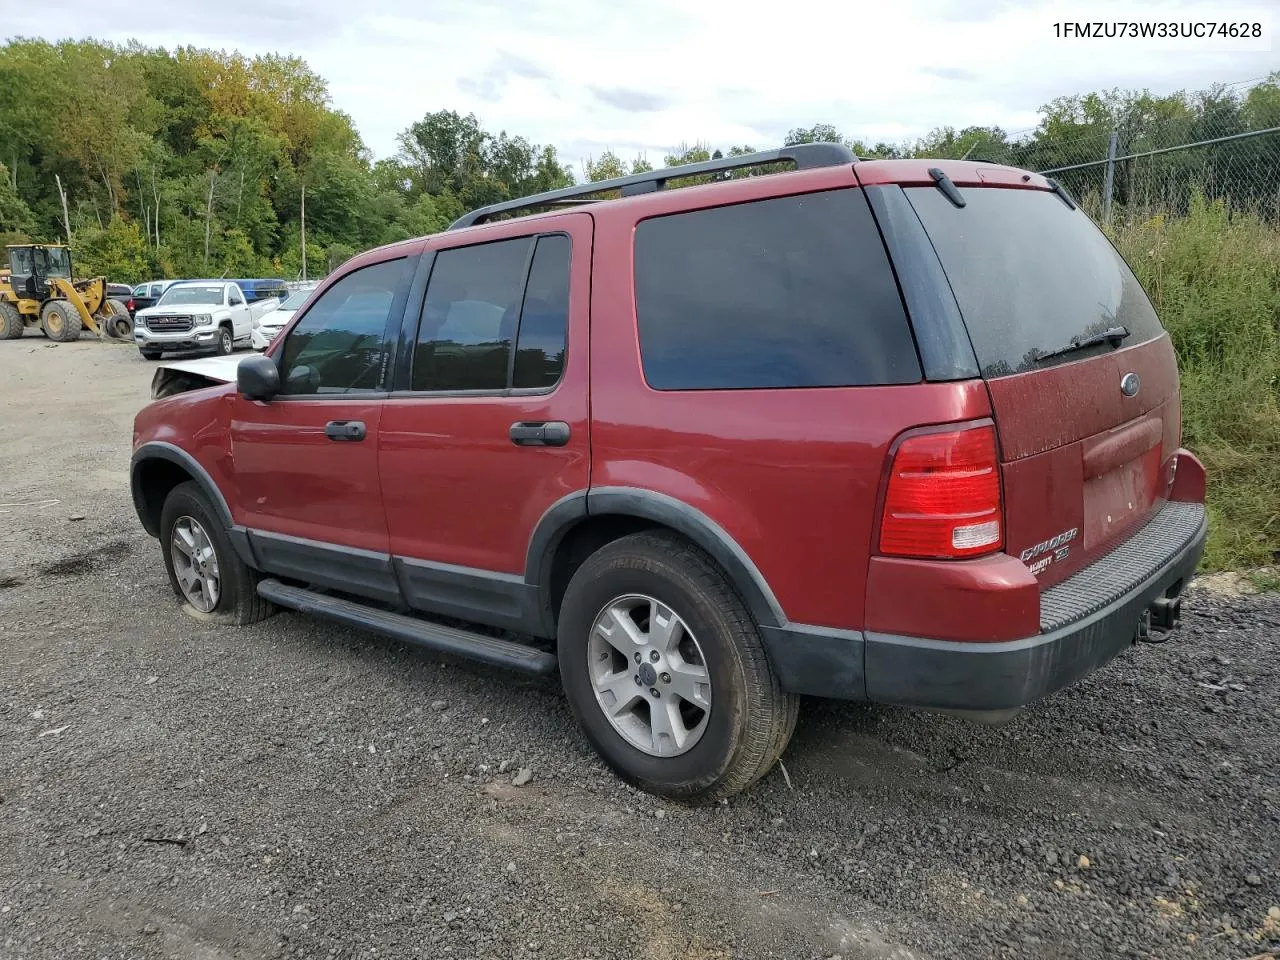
[130,145,1207,801]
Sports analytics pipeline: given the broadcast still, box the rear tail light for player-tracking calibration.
[879,424,1004,559]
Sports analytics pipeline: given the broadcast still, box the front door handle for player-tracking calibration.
[509,421,570,447]
[325,420,366,442]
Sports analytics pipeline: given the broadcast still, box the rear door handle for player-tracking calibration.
[509,421,570,447]
[325,420,366,442]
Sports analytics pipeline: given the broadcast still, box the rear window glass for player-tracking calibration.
[633,189,920,390]
[906,186,1164,378]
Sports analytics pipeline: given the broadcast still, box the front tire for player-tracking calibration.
[557,531,798,803]
[215,326,233,355]
[41,300,81,342]
[159,481,274,625]
[140,348,161,361]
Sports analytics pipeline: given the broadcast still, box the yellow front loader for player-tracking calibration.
[0,243,133,342]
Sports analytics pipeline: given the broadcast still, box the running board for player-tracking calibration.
[256,578,558,675]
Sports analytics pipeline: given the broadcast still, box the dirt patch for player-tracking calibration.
[38,539,132,577]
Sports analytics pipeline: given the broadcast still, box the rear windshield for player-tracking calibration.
[907,186,1163,378]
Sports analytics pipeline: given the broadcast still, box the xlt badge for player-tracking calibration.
[1021,528,1078,575]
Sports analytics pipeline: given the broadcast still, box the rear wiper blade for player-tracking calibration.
[1035,325,1130,363]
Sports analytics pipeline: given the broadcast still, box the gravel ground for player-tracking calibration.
[1,338,1278,960]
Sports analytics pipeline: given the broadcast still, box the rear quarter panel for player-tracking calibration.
[589,174,993,631]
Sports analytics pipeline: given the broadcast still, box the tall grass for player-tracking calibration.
[1111,195,1280,569]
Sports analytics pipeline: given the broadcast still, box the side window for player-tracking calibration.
[229,288,245,306]
[513,235,569,389]
[412,238,529,391]
[412,235,571,393]
[279,258,406,395]
[133,284,148,297]
[633,189,921,390]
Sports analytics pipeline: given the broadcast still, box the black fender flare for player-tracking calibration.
[130,441,234,536]
[524,486,786,631]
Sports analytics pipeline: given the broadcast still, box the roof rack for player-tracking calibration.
[448,142,857,230]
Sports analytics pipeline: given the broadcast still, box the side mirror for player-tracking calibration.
[237,353,281,401]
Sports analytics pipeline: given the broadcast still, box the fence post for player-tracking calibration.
[1102,129,1118,224]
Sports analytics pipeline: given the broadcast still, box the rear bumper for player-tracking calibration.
[762,498,1206,711]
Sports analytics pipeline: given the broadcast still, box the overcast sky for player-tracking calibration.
[7,0,1276,172]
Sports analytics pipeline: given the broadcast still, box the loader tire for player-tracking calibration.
[101,299,132,339]
[41,300,81,342]
[0,301,22,340]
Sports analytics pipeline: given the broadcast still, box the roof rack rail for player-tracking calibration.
[448,142,857,230]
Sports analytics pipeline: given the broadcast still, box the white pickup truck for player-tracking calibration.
[134,281,280,360]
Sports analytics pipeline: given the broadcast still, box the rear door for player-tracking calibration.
[906,184,1179,586]
[377,213,591,629]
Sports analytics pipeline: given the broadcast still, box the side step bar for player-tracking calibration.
[256,578,558,676]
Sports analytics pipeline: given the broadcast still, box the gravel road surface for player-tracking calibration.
[2,338,1277,960]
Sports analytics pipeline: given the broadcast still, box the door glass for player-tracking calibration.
[230,289,245,306]
[412,238,533,392]
[513,235,570,389]
[278,258,406,395]
[10,247,32,278]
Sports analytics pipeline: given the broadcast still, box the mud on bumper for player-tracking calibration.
[761,499,1207,711]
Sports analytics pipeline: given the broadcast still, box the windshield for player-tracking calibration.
[158,284,225,306]
[280,289,316,310]
[906,186,1164,378]
[34,246,72,278]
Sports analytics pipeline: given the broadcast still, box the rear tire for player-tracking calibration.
[41,300,81,342]
[159,481,274,626]
[557,531,798,803]
[0,301,23,340]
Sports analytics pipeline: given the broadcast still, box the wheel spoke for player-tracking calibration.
[176,565,199,592]
[666,663,711,711]
[648,698,686,757]
[596,670,643,716]
[594,606,647,656]
[172,526,197,559]
[648,600,684,653]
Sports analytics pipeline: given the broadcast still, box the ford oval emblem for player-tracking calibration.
[1120,372,1141,397]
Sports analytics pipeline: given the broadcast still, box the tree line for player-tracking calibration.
[0,38,1275,284]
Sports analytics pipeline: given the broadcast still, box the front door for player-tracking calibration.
[378,214,592,630]
[230,253,417,602]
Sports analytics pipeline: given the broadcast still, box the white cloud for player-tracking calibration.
[6,0,1275,171]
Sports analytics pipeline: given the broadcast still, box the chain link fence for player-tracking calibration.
[939,77,1280,225]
